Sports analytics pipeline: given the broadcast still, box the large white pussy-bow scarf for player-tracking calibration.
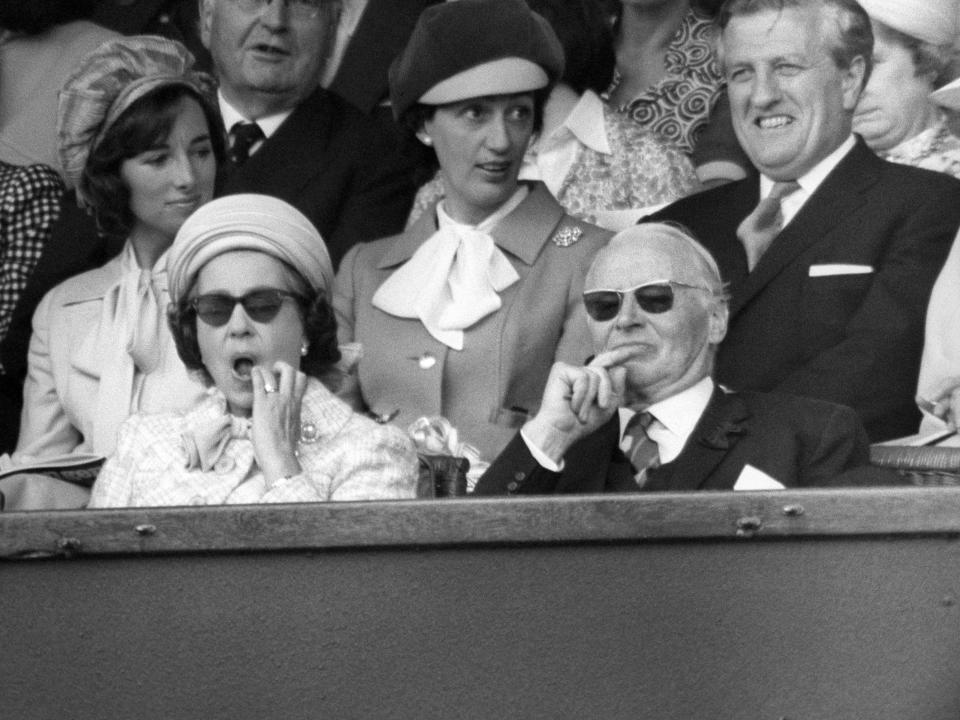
[85,244,169,455]
[372,187,527,350]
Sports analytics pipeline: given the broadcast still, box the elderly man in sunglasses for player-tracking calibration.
[474,224,872,494]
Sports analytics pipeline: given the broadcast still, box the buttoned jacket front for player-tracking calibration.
[334,183,611,461]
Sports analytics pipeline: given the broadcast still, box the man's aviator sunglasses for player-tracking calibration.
[582,280,713,321]
[192,289,304,327]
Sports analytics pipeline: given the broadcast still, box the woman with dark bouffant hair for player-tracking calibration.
[89,194,418,508]
[13,35,224,479]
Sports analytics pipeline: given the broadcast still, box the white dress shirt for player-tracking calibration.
[758,134,856,227]
[618,377,715,464]
[217,92,292,158]
[523,376,715,470]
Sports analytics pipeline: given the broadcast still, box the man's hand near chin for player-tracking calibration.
[522,348,635,464]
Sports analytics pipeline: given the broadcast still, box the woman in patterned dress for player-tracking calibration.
[606,0,750,186]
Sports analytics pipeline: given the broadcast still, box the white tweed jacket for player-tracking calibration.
[89,377,419,507]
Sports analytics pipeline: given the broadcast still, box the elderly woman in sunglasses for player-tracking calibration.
[88,194,419,508]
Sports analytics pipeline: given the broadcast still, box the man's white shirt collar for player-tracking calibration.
[758,134,856,226]
[217,91,292,147]
[522,375,715,472]
[618,376,715,464]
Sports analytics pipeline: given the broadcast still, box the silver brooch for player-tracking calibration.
[552,225,583,247]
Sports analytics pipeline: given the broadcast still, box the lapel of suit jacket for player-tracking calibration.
[731,139,879,318]
[59,254,125,307]
[219,89,332,199]
[489,182,566,266]
[645,387,751,491]
[63,254,126,379]
[375,206,437,270]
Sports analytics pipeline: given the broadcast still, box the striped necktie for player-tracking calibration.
[736,180,801,270]
[622,411,660,488]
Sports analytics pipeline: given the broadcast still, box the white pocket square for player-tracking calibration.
[808,264,874,277]
[733,464,786,491]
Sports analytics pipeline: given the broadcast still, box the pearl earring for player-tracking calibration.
[300,341,309,357]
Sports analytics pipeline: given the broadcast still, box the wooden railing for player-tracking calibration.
[3,488,960,719]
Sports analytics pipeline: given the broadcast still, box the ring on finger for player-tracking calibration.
[264,385,277,394]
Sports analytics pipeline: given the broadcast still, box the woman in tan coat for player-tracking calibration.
[334,0,612,463]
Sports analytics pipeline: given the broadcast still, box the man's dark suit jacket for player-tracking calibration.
[473,388,871,495]
[646,138,960,441]
[216,87,417,268]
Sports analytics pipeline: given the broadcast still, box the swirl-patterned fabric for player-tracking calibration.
[607,8,723,156]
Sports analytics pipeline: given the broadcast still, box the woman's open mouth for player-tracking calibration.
[232,355,255,382]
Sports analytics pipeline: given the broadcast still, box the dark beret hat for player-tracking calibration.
[388,0,565,120]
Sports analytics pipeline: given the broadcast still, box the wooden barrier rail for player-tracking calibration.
[3,488,960,718]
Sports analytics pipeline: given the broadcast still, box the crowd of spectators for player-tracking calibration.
[2,0,960,510]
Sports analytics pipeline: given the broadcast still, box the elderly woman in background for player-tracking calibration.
[335,0,611,464]
[89,194,418,507]
[883,1,960,434]
[409,0,700,230]
[854,0,960,176]
[14,36,223,465]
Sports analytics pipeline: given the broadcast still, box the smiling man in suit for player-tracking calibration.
[646,0,960,441]
[473,224,870,495]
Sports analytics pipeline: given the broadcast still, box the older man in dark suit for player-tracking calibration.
[474,224,870,495]
[201,0,416,267]
[645,0,960,442]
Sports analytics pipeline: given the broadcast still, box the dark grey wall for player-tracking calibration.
[4,535,960,719]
